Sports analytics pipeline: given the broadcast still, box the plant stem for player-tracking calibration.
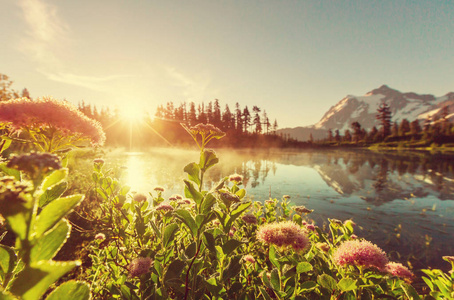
[184,239,202,300]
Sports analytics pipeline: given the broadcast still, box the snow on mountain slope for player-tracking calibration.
[279,85,454,141]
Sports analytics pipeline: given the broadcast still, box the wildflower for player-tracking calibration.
[305,224,316,231]
[93,158,104,165]
[294,206,313,214]
[385,262,414,281]
[257,221,310,252]
[0,176,31,204]
[7,152,61,178]
[243,255,255,263]
[350,234,358,240]
[316,242,330,252]
[265,200,275,205]
[155,203,173,212]
[333,240,388,270]
[95,233,105,240]
[154,186,165,192]
[177,199,192,205]
[0,97,105,146]
[171,194,183,200]
[282,195,291,199]
[128,257,152,277]
[181,123,225,149]
[229,174,243,182]
[242,214,258,224]
[133,193,147,202]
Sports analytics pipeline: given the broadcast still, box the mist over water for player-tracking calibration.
[107,148,454,270]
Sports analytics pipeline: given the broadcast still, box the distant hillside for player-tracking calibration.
[278,85,454,141]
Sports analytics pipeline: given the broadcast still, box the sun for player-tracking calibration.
[120,103,146,123]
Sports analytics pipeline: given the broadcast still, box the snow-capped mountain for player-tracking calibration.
[279,85,454,141]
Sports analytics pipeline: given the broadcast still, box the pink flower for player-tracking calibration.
[133,193,147,202]
[256,221,310,252]
[0,97,105,146]
[243,255,255,263]
[128,257,152,277]
[385,262,414,281]
[305,224,316,231]
[333,240,388,270]
[155,203,173,212]
[229,174,243,182]
[95,233,105,240]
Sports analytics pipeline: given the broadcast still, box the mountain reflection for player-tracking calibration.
[307,150,454,205]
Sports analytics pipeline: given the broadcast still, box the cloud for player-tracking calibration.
[16,0,69,67]
[40,71,133,92]
[164,66,218,101]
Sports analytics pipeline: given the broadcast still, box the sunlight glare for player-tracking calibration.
[124,153,148,193]
[120,103,145,123]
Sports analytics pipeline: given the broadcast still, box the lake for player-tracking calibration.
[106,148,454,271]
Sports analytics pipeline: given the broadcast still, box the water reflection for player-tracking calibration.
[108,148,454,270]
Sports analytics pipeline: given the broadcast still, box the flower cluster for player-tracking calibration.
[128,257,153,277]
[133,193,147,202]
[385,262,414,281]
[294,205,313,214]
[243,255,256,264]
[155,203,174,212]
[333,240,388,270]
[257,221,310,252]
[7,152,61,179]
[0,176,31,203]
[0,97,105,146]
[229,174,243,183]
[181,123,225,150]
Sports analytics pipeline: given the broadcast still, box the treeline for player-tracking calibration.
[77,99,302,149]
[155,99,278,135]
[320,102,454,148]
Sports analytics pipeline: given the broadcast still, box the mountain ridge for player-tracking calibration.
[278,85,454,141]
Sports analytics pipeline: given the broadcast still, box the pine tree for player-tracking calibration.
[252,106,261,134]
[0,74,19,101]
[273,119,278,135]
[399,119,411,136]
[376,102,392,139]
[243,106,251,133]
[235,103,242,132]
[188,102,197,125]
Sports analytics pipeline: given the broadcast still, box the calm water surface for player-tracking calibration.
[107,148,454,270]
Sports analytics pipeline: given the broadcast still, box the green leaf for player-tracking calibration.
[338,278,357,292]
[10,260,79,300]
[184,163,201,187]
[0,163,21,181]
[222,239,242,257]
[317,274,337,293]
[0,194,33,240]
[183,180,203,204]
[200,193,216,214]
[269,245,280,269]
[30,219,70,262]
[296,262,313,274]
[34,194,84,237]
[173,209,198,237]
[205,277,224,296]
[164,260,185,282]
[185,242,197,259]
[259,287,273,300]
[400,282,421,300]
[270,269,281,291]
[46,280,90,300]
[199,149,219,172]
[300,281,317,291]
[203,232,216,253]
[0,245,17,282]
[235,189,246,199]
[39,182,68,207]
[40,169,68,192]
[162,223,179,248]
[222,256,242,282]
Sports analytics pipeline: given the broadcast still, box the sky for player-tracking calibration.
[1,0,453,128]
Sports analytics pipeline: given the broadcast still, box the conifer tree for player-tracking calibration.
[376,101,392,139]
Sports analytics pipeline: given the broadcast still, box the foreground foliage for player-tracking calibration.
[0,118,453,299]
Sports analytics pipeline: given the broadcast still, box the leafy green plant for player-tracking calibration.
[0,152,89,299]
